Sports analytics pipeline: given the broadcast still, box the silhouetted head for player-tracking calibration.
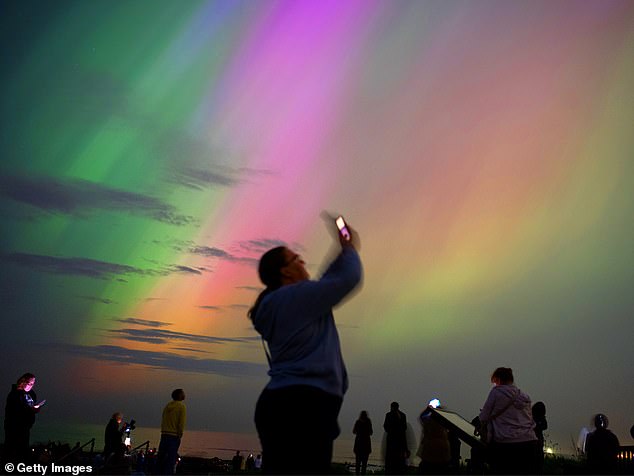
[16,373,36,391]
[172,388,185,401]
[248,246,308,321]
[258,246,308,287]
[359,410,369,420]
[111,412,123,423]
[256,246,288,289]
[391,401,399,411]
[532,401,546,420]
[594,413,609,430]
[491,367,514,385]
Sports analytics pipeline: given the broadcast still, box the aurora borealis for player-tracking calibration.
[1,0,633,456]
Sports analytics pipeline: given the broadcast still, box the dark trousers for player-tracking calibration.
[3,427,31,463]
[355,453,369,475]
[489,440,540,475]
[255,385,343,474]
[157,433,181,475]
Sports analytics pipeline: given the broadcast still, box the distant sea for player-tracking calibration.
[30,421,375,465]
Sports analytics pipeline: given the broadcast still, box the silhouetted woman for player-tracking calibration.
[4,373,43,463]
[103,412,126,459]
[249,219,362,474]
[479,367,539,474]
[353,411,373,475]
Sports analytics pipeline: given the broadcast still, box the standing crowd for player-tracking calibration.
[3,217,629,475]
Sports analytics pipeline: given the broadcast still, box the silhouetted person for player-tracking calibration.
[532,401,547,473]
[103,412,126,459]
[246,453,255,471]
[157,388,186,475]
[479,367,539,474]
[3,373,44,463]
[249,218,362,474]
[384,402,408,474]
[353,411,373,475]
[585,413,620,474]
[417,406,450,474]
[233,450,244,471]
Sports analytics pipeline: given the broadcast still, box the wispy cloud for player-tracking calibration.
[60,344,265,377]
[169,165,279,190]
[157,130,276,191]
[171,347,212,354]
[189,245,257,266]
[169,238,298,270]
[0,173,195,226]
[2,252,208,280]
[1,252,148,279]
[168,165,239,190]
[189,246,233,259]
[236,286,262,292]
[108,327,259,346]
[197,303,250,314]
[77,295,116,305]
[115,318,170,328]
[199,305,222,311]
[169,265,204,275]
[236,239,288,255]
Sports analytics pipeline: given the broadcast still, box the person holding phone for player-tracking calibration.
[3,372,43,463]
[248,216,362,474]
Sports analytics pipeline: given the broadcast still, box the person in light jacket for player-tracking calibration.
[479,367,539,474]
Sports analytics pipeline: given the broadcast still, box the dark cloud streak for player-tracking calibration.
[189,245,257,266]
[2,252,146,279]
[59,344,265,377]
[108,328,259,346]
[2,252,208,280]
[77,295,116,305]
[115,318,170,328]
[169,165,239,190]
[0,173,195,226]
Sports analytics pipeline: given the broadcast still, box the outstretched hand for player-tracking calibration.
[320,211,360,251]
[340,223,360,250]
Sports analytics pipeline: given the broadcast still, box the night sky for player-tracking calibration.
[1,0,633,456]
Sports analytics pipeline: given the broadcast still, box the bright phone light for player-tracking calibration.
[429,398,441,408]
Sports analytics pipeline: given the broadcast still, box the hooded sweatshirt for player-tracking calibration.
[253,247,362,398]
[479,384,537,444]
[161,400,186,438]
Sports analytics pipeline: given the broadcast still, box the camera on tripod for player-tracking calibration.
[124,419,136,434]
[123,419,136,446]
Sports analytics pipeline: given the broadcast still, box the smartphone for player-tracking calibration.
[335,216,351,241]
